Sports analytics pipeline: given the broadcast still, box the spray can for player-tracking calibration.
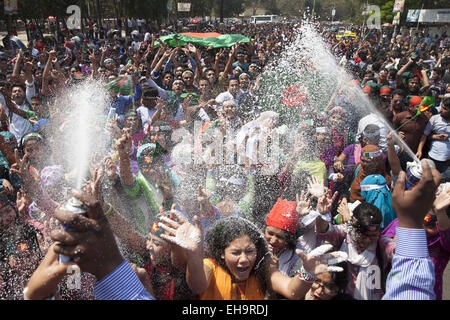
[405,160,436,190]
[59,197,87,264]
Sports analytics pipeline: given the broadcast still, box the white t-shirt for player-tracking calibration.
[424,114,450,162]
[136,105,157,128]
[2,80,35,143]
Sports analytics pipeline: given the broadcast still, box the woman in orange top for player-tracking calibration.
[159,213,347,300]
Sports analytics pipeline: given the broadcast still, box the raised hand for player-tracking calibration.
[333,160,344,172]
[50,189,124,280]
[103,156,117,180]
[296,244,348,276]
[84,165,104,203]
[16,188,31,220]
[156,169,173,200]
[307,176,325,199]
[1,178,14,195]
[296,191,312,217]
[10,149,33,185]
[116,129,133,158]
[337,197,351,222]
[198,185,213,215]
[393,160,441,229]
[317,191,338,215]
[159,211,203,255]
[433,186,450,215]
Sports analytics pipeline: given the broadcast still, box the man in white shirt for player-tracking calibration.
[4,81,36,145]
[215,77,240,106]
[136,88,159,130]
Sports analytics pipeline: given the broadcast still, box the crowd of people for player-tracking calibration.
[0,17,449,301]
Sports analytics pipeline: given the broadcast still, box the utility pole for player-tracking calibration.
[311,0,316,19]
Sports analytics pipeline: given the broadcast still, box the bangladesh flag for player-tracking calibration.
[158,33,250,48]
[105,75,133,95]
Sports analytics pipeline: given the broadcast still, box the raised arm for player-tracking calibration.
[159,212,211,295]
[117,130,136,187]
[383,160,441,300]
[42,50,55,95]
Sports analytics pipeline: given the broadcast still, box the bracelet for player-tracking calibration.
[334,213,344,225]
[296,266,316,283]
[103,202,116,218]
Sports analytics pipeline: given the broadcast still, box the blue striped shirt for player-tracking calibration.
[94,260,155,300]
[382,227,436,300]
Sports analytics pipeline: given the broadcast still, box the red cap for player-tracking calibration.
[266,198,299,234]
[409,96,422,107]
[379,87,391,95]
[362,86,371,94]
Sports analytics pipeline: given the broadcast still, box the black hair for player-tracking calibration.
[143,87,159,97]
[204,67,215,75]
[352,202,382,234]
[392,88,406,97]
[443,98,450,108]
[11,82,26,93]
[433,67,445,77]
[205,217,269,294]
[227,76,239,86]
[330,262,349,296]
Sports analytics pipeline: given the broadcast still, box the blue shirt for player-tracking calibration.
[382,227,436,300]
[94,260,155,300]
[109,83,142,116]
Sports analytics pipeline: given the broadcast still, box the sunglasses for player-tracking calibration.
[393,99,404,104]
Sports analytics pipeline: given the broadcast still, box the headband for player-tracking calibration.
[148,125,172,133]
[316,127,327,134]
[173,80,184,85]
[182,70,193,77]
[362,150,382,159]
[239,73,250,79]
[360,184,387,192]
[21,132,43,146]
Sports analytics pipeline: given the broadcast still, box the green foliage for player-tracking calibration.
[380,0,394,23]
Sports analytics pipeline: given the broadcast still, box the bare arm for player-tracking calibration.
[107,205,147,255]
[117,130,136,187]
[396,58,414,87]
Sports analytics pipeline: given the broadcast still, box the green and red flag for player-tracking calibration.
[418,96,435,113]
[105,75,133,95]
[158,33,250,48]
[396,96,434,132]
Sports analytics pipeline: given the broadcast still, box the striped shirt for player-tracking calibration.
[94,260,155,300]
[382,227,436,300]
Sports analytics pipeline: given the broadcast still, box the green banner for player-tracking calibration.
[158,34,250,48]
